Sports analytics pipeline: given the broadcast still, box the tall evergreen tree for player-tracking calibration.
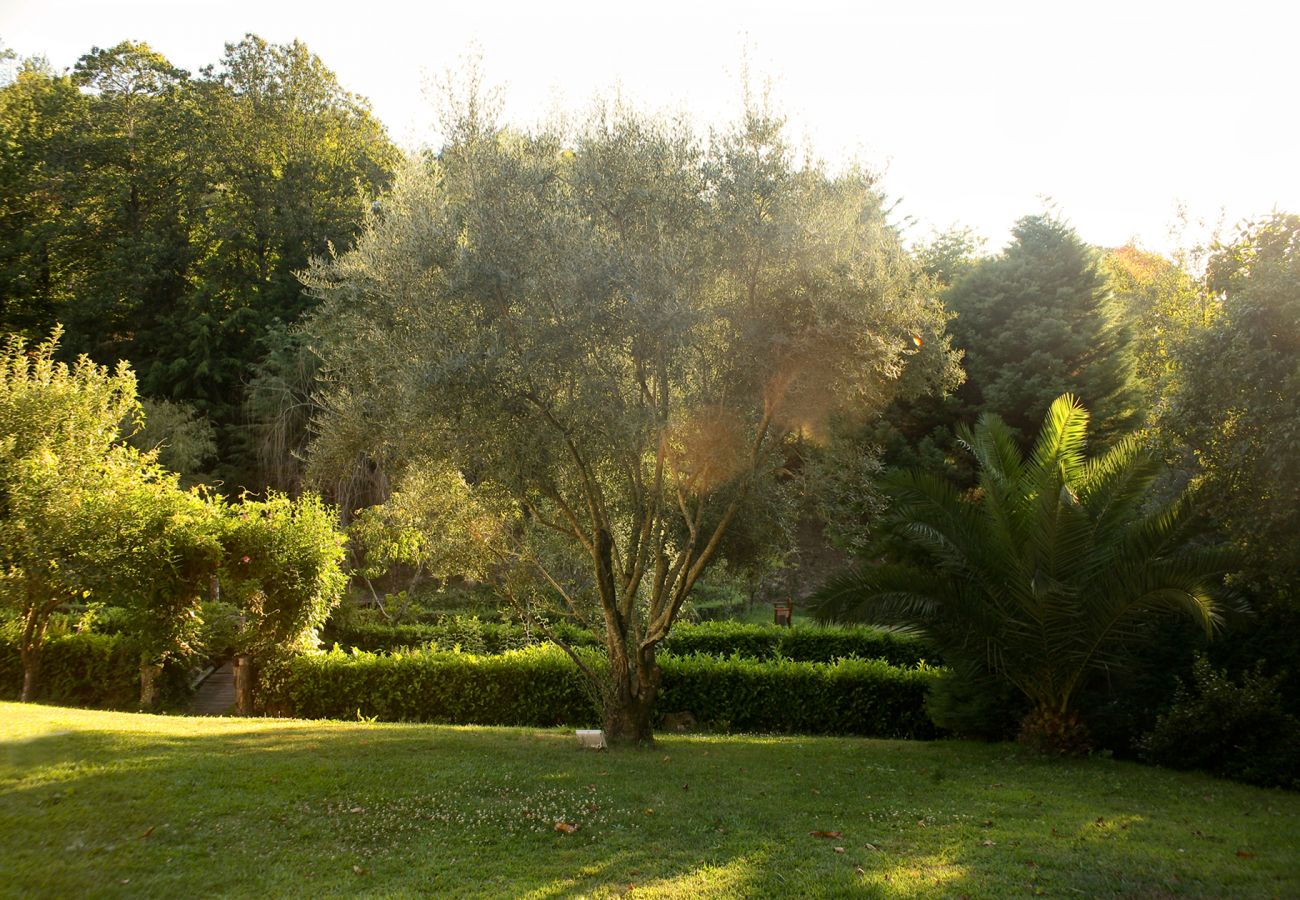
[0,58,86,338]
[947,213,1142,446]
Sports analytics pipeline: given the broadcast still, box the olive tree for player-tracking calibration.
[307,97,957,743]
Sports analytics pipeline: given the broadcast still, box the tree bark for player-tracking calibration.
[139,663,164,709]
[602,641,660,745]
[19,605,48,703]
[20,647,40,703]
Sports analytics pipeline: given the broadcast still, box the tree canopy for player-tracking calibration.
[946,213,1142,445]
[0,36,400,489]
[1160,213,1300,600]
[306,96,959,742]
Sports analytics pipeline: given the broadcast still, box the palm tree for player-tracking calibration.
[815,394,1227,752]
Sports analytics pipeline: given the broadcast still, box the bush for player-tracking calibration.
[263,644,596,726]
[323,615,601,655]
[0,632,188,708]
[663,621,935,667]
[657,653,940,738]
[324,617,935,667]
[1140,657,1300,790]
[262,644,940,738]
[924,664,1027,740]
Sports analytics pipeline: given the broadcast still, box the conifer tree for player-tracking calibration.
[947,214,1142,446]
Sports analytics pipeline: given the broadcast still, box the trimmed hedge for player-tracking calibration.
[324,617,934,667]
[262,644,941,738]
[0,632,164,708]
[657,653,939,738]
[322,616,600,655]
[263,644,595,725]
[661,621,935,667]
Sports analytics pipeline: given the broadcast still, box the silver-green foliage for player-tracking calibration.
[306,94,958,740]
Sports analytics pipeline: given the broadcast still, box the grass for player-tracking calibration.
[2,703,1298,897]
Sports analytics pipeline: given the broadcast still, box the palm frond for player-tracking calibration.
[824,392,1224,720]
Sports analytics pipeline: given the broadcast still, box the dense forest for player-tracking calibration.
[2,35,1297,756]
[0,36,398,490]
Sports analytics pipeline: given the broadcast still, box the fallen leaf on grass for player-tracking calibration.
[810,831,843,839]
[854,865,865,876]
[1235,850,1256,859]
[833,846,845,853]
[140,826,155,839]
[554,822,579,834]
[863,842,882,852]
[352,865,368,876]
[981,840,996,847]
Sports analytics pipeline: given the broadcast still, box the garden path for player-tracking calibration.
[188,662,236,716]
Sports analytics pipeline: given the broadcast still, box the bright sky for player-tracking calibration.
[3,0,1296,255]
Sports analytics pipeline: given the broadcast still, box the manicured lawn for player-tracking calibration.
[2,703,1297,897]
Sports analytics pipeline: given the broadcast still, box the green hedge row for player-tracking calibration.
[264,644,593,725]
[661,621,935,667]
[321,616,601,655]
[262,644,941,738]
[0,632,182,708]
[324,617,934,667]
[657,653,939,738]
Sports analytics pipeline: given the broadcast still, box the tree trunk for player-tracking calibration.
[602,642,660,746]
[20,649,40,703]
[139,663,164,709]
[18,609,47,703]
[1017,704,1092,756]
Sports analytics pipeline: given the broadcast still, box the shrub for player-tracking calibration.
[262,644,939,738]
[656,653,939,738]
[661,621,934,667]
[0,632,187,708]
[324,617,933,667]
[263,644,596,726]
[924,664,1027,740]
[1140,656,1300,790]
[323,615,601,655]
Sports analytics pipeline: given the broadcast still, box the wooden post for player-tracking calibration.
[234,655,255,716]
[139,663,163,709]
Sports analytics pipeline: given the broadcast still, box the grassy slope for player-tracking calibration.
[2,703,1297,898]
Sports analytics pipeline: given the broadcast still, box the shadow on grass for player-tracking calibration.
[2,710,1299,897]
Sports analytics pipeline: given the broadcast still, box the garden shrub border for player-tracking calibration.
[0,632,188,708]
[262,643,941,739]
[324,617,936,667]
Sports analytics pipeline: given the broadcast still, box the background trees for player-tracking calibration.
[0,36,400,490]
[1159,214,1300,600]
[306,99,958,742]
